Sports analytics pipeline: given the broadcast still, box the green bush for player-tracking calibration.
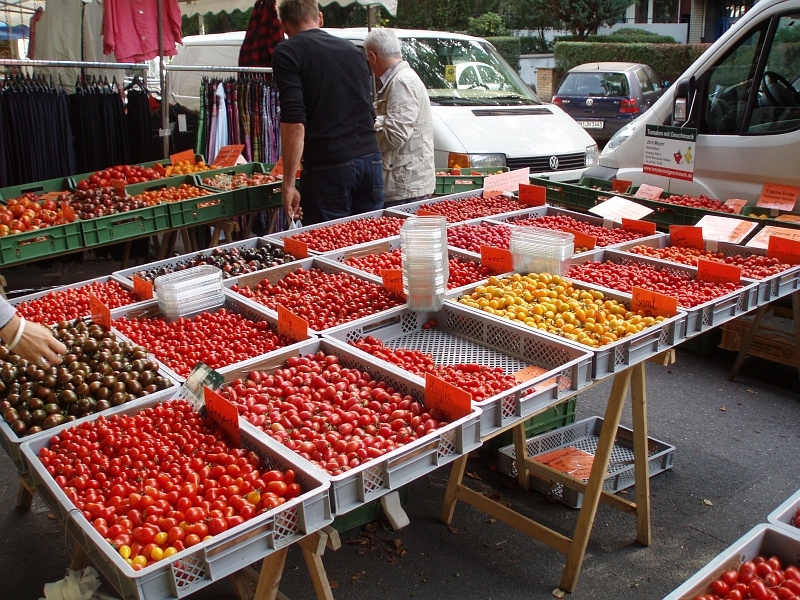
[467,12,508,37]
[486,36,521,70]
[519,36,553,54]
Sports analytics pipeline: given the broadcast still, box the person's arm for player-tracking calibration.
[0,299,66,366]
[280,122,305,221]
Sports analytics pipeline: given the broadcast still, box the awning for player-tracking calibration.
[179,0,398,17]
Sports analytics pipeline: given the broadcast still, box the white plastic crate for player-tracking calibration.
[665,524,800,600]
[321,303,592,440]
[219,338,482,516]
[20,392,332,600]
[497,416,675,508]
[768,489,800,539]
[384,188,533,224]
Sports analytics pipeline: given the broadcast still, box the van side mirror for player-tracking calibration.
[672,79,691,124]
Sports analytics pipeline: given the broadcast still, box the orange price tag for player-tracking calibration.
[270,157,284,177]
[277,304,308,341]
[621,218,656,236]
[283,237,308,259]
[611,179,632,193]
[724,198,748,214]
[518,183,546,207]
[416,208,441,217]
[757,183,800,211]
[562,227,596,251]
[381,269,405,298]
[480,245,513,274]
[89,293,111,328]
[482,168,530,197]
[170,149,196,165]
[40,191,64,201]
[631,286,679,317]
[131,275,153,300]
[669,225,705,250]
[424,372,472,421]
[213,145,246,167]
[696,258,742,285]
[59,201,76,223]
[633,183,664,200]
[776,214,800,224]
[767,236,800,265]
[153,163,167,176]
[533,446,599,479]
[204,387,241,447]
[111,179,127,196]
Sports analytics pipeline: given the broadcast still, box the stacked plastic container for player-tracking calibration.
[155,265,225,320]
[400,215,449,311]
[510,226,575,276]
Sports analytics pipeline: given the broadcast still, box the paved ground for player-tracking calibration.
[1,249,798,600]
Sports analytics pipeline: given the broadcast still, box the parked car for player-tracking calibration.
[454,61,507,90]
[552,62,668,142]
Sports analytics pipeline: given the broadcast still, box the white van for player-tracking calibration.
[586,0,800,204]
[169,29,598,182]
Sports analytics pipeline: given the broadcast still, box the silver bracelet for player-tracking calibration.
[6,317,26,351]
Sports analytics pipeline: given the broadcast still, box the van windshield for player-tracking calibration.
[401,37,540,106]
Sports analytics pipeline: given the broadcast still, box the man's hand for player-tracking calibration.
[283,183,303,222]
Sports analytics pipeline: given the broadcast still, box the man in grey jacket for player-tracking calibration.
[365,28,435,207]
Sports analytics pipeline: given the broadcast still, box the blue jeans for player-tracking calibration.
[299,152,385,225]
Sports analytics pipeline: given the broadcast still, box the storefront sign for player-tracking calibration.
[588,196,653,223]
[643,124,697,181]
[483,168,530,197]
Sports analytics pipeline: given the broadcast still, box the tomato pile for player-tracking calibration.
[0,194,76,236]
[75,166,161,190]
[457,273,666,347]
[447,222,512,253]
[413,195,522,222]
[68,187,158,220]
[230,268,403,330]
[627,245,795,280]
[567,260,742,308]
[202,171,281,190]
[0,321,173,437]
[14,280,140,324]
[112,309,290,377]
[351,336,520,402]
[508,214,647,247]
[285,216,405,252]
[163,159,213,177]
[794,506,800,529]
[693,555,800,600]
[131,183,214,206]
[659,193,735,213]
[343,248,492,290]
[220,352,448,475]
[36,398,302,570]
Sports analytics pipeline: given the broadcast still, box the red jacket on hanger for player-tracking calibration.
[103,0,183,63]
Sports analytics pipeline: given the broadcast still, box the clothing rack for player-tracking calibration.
[0,58,149,72]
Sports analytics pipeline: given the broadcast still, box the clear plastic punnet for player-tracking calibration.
[511,226,575,276]
[400,216,449,311]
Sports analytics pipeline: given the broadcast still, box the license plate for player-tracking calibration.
[578,120,604,129]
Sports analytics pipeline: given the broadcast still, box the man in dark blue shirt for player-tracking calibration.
[273,0,384,225]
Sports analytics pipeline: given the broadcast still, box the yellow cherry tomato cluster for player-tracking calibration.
[456,272,665,348]
[163,160,214,176]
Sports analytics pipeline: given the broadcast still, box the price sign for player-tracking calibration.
[170,149,196,165]
[482,168,530,197]
[424,372,472,421]
[518,183,546,207]
[89,293,111,328]
[132,275,154,300]
[757,182,800,211]
[695,215,757,244]
[621,218,656,236]
[631,286,679,317]
[612,179,633,193]
[381,269,405,298]
[416,208,441,217]
[283,236,308,259]
[669,225,705,250]
[767,236,800,265]
[59,201,76,222]
[562,227,596,251]
[588,195,653,223]
[697,258,742,285]
[213,145,246,167]
[184,362,224,410]
[205,387,241,447]
[746,225,800,249]
[724,198,748,214]
[277,304,308,341]
[153,163,167,176]
[633,183,665,200]
[111,180,127,196]
[480,245,513,274]
[533,446,598,479]
[40,191,64,201]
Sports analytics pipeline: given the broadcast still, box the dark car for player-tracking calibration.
[552,62,668,142]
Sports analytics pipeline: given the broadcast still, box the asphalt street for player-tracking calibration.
[1,251,798,600]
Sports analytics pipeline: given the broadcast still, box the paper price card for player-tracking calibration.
[621,218,656,236]
[283,236,309,259]
[416,208,441,217]
[381,269,405,298]
[588,195,653,223]
[480,245,513,274]
[776,214,800,224]
[562,227,596,251]
[697,258,742,285]
[153,163,167,176]
[277,304,308,342]
[518,183,546,207]
[111,180,127,196]
[40,191,63,201]
[532,446,599,480]
[757,183,800,211]
[170,149,196,165]
[767,235,800,265]
[184,362,224,410]
[746,225,800,249]
[612,178,633,193]
[669,225,705,250]
[724,198,748,214]
[132,275,154,300]
[205,387,241,447]
[482,168,530,197]
[695,215,757,244]
[424,372,472,421]
[59,201,76,222]
[633,183,664,200]
[213,144,246,167]
[631,286,679,318]
[88,293,111,328]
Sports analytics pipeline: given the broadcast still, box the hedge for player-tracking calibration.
[486,36,521,70]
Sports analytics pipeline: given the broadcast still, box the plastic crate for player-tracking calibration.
[321,303,593,440]
[223,338,482,516]
[497,416,675,508]
[719,306,799,367]
[195,162,282,213]
[384,188,531,224]
[0,176,74,202]
[332,486,410,533]
[80,203,171,247]
[664,524,800,599]
[481,396,578,454]
[20,391,332,600]
[0,221,83,266]
[768,489,800,539]
[434,167,509,195]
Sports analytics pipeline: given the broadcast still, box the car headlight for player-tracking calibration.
[585,144,599,167]
[603,120,638,154]
[448,153,506,169]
